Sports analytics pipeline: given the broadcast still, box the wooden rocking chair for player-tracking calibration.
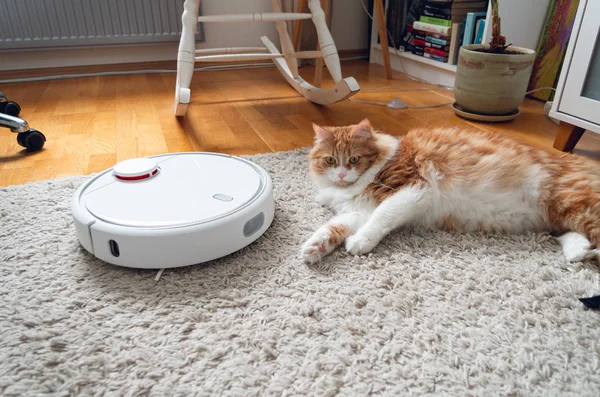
[174,0,360,116]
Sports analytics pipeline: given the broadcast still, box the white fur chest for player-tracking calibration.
[412,168,548,233]
[316,188,376,216]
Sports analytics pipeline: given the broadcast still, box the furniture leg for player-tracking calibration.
[174,0,201,116]
[313,0,330,87]
[553,121,586,152]
[174,0,359,112]
[374,0,393,80]
[270,0,299,78]
[308,0,341,83]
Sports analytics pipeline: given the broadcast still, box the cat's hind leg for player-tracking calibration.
[556,232,599,262]
[346,185,429,256]
[301,212,366,264]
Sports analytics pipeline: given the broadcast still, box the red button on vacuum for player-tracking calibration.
[113,158,159,181]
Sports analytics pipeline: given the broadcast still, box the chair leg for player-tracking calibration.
[270,0,299,78]
[553,121,585,152]
[308,0,341,83]
[313,0,330,88]
[175,0,201,116]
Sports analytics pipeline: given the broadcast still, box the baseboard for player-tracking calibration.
[339,48,369,60]
[0,59,275,81]
[0,48,368,81]
[0,42,182,73]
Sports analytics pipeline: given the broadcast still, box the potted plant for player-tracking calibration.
[453,0,536,116]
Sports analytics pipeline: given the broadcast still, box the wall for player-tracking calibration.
[0,0,369,71]
[330,0,370,51]
[482,0,551,50]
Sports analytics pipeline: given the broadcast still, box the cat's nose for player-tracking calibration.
[338,173,346,180]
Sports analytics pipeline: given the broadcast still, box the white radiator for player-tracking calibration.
[0,0,203,50]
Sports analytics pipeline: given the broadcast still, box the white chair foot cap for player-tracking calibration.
[179,88,191,104]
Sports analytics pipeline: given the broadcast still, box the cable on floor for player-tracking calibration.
[0,63,275,84]
[0,53,368,85]
[349,87,557,109]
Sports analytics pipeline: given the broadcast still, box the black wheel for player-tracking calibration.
[17,129,46,152]
[0,100,21,117]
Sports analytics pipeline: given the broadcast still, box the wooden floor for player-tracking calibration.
[1,60,599,187]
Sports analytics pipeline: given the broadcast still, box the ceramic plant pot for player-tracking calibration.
[453,44,536,115]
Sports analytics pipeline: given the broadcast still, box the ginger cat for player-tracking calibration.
[301,119,600,264]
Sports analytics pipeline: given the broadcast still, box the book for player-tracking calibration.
[426,36,449,45]
[425,47,448,57]
[412,46,425,56]
[428,0,488,10]
[429,0,488,6]
[424,53,448,62]
[462,11,487,45]
[423,6,451,19]
[474,18,486,44]
[397,0,430,51]
[413,21,452,35]
[425,41,449,51]
[448,22,464,65]
[419,15,452,27]
[423,4,488,20]
[414,30,427,41]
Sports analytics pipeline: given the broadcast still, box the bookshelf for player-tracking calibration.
[372,43,459,72]
[369,0,550,86]
[370,42,459,86]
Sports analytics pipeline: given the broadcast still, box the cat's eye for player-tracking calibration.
[349,156,360,165]
[325,156,336,165]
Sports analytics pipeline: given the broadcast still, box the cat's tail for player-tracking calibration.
[565,216,600,262]
[588,226,600,262]
[549,157,600,260]
[547,177,600,262]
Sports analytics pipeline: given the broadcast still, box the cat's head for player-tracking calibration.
[309,119,382,187]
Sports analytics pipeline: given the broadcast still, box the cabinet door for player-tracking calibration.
[557,0,600,123]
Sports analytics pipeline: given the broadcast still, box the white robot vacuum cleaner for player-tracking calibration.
[71,152,274,269]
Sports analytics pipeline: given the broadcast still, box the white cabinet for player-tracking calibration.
[550,0,600,151]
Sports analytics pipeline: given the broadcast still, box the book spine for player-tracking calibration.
[423,8,451,19]
[412,46,425,56]
[413,38,427,47]
[423,10,450,20]
[448,22,463,65]
[462,12,487,46]
[426,35,449,45]
[414,30,426,41]
[424,53,448,62]
[413,21,451,35]
[425,41,449,51]
[474,19,486,44]
[425,47,448,57]
[424,4,452,17]
[419,16,452,28]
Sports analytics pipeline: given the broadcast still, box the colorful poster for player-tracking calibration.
[527,0,581,101]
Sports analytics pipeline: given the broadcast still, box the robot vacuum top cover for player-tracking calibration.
[71,153,275,269]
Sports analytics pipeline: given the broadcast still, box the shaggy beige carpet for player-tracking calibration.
[1,148,599,396]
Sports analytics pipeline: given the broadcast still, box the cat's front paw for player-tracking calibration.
[300,230,333,264]
[315,192,329,207]
[345,233,377,256]
[301,241,327,264]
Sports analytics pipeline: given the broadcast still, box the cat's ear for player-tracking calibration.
[352,119,372,140]
[312,123,332,143]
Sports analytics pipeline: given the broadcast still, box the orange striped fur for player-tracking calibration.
[301,119,600,264]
